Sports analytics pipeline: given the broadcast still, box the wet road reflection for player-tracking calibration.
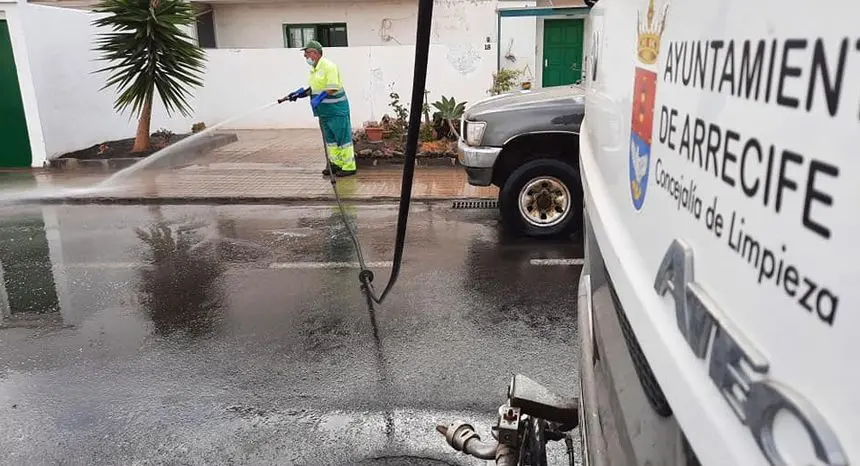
[463,230,582,339]
[136,222,226,337]
[0,202,582,465]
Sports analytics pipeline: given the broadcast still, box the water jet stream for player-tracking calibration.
[0,101,280,206]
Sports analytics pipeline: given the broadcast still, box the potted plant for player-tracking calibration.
[364,122,384,142]
[520,65,534,90]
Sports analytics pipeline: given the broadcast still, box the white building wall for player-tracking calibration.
[11,0,541,158]
[195,45,499,128]
[499,15,537,85]
[214,1,419,49]
[213,0,535,48]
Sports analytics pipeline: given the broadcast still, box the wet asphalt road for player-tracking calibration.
[0,202,583,465]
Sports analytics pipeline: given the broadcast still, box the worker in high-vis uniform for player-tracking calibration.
[280,40,357,177]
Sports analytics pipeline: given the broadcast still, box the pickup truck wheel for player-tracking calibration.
[499,159,582,237]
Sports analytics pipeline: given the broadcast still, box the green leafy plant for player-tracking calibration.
[153,128,175,143]
[93,0,206,153]
[431,96,466,140]
[432,112,459,140]
[419,122,436,142]
[388,91,409,138]
[489,68,522,95]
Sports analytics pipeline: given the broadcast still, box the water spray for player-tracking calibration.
[102,101,280,186]
[0,101,281,207]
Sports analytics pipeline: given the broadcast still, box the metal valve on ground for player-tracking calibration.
[436,374,579,465]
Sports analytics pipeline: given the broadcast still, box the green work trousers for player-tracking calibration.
[320,115,356,171]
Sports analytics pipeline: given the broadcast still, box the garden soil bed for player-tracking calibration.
[59,133,192,160]
[354,138,457,164]
[50,132,239,171]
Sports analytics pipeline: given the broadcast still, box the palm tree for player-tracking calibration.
[92,0,206,152]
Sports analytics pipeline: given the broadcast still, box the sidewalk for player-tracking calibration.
[194,129,325,166]
[18,130,498,203]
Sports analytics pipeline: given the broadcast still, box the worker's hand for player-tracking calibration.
[311,92,327,109]
[293,87,310,100]
[278,87,309,104]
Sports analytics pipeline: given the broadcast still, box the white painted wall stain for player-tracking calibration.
[445,45,481,74]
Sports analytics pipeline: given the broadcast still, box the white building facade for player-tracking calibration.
[0,0,590,167]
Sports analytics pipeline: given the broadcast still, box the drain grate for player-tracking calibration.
[451,199,498,209]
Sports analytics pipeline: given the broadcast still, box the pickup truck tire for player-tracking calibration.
[499,158,582,237]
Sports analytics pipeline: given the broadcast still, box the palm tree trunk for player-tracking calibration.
[132,91,154,153]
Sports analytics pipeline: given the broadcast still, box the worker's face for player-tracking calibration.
[304,50,321,65]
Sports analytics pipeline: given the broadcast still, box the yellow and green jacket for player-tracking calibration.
[307,57,349,118]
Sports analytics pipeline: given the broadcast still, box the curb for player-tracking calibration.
[47,133,240,172]
[356,157,458,168]
[28,195,497,206]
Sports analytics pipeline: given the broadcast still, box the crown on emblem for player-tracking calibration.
[636,0,669,65]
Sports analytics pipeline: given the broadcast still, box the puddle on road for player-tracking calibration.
[0,203,377,334]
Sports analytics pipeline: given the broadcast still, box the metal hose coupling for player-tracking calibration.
[436,421,499,460]
[495,444,517,466]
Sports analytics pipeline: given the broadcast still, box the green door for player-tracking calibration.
[0,20,32,168]
[542,18,585,88]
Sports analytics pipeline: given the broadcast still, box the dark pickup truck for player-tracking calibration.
[457,85,585,237]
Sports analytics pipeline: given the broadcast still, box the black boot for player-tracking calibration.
[322,165,342,176]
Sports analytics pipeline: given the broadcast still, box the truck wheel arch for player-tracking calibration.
[491,131,580,187]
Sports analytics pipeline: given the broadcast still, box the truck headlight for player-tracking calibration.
[465,121,486,146]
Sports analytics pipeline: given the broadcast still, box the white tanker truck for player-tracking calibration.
[438,0,857,464]
[577,0,855,464]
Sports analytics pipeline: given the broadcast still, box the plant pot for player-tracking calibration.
[521,81,532,90]
[366,127,384,142]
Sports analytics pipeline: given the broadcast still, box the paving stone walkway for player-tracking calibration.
[9,130,498,202]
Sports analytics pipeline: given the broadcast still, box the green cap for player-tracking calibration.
[302,40,323,53]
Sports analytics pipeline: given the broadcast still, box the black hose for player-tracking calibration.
[368,0,434,303]
[565,436,576,466]
[319,0,435,308]
[319,125,370,269]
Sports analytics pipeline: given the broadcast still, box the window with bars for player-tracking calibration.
[283,23,348,48]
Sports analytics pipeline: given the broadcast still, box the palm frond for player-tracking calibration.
[92,0,206,118]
